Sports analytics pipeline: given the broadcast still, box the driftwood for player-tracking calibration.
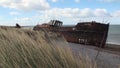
[15,23,21,28]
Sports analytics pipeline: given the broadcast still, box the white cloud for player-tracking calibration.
[15,17,31,21]
[113,10,120,17]
[80,8,93,17]
[35,8,112,24]
[51,0,58,2]
[10,12,20,15]
[1,6,119,25]
[0,0,50,11]
[41,8,111,19]
[75,0,80,3]
[94,9,111,17]
[13,17,35,26]
[99,0,120,2]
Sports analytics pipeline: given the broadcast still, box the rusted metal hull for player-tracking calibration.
[58,30,107,48]
[33,21,109,48]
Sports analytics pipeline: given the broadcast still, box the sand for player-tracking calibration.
[68,43,120,68]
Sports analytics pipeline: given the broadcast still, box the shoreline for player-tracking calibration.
[86,43,120,56]
[69,42,120,56]
[104,43,120,55]
[106,42,120,46]
[106,43,120,46]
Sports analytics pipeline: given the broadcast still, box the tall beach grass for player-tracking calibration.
[0,27,95,68]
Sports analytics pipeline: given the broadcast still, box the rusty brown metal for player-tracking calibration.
[33,20,109,48]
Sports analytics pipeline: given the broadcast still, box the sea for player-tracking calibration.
[23,25,120,45]
[107,25,120,45]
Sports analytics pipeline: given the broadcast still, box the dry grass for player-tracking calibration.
[0,27,96,68]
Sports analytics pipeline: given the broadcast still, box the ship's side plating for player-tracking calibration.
[33,20,109,48]
[58,21,109,48]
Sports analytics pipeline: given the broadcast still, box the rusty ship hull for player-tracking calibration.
[33,20,109,48]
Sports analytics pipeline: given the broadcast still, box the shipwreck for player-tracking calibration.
[33,20,109,48]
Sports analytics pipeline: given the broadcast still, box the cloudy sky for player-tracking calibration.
[0,0,120,26]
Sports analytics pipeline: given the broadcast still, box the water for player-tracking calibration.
[107,25,120,45]
[24,25,120,45]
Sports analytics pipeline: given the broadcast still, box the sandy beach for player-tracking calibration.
[68,43,120,68]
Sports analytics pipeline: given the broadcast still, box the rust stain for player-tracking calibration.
[33,20,109,48]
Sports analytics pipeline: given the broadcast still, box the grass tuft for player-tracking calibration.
[0,27,96,68]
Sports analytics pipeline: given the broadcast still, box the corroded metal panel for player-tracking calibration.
[33,20,109,48]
